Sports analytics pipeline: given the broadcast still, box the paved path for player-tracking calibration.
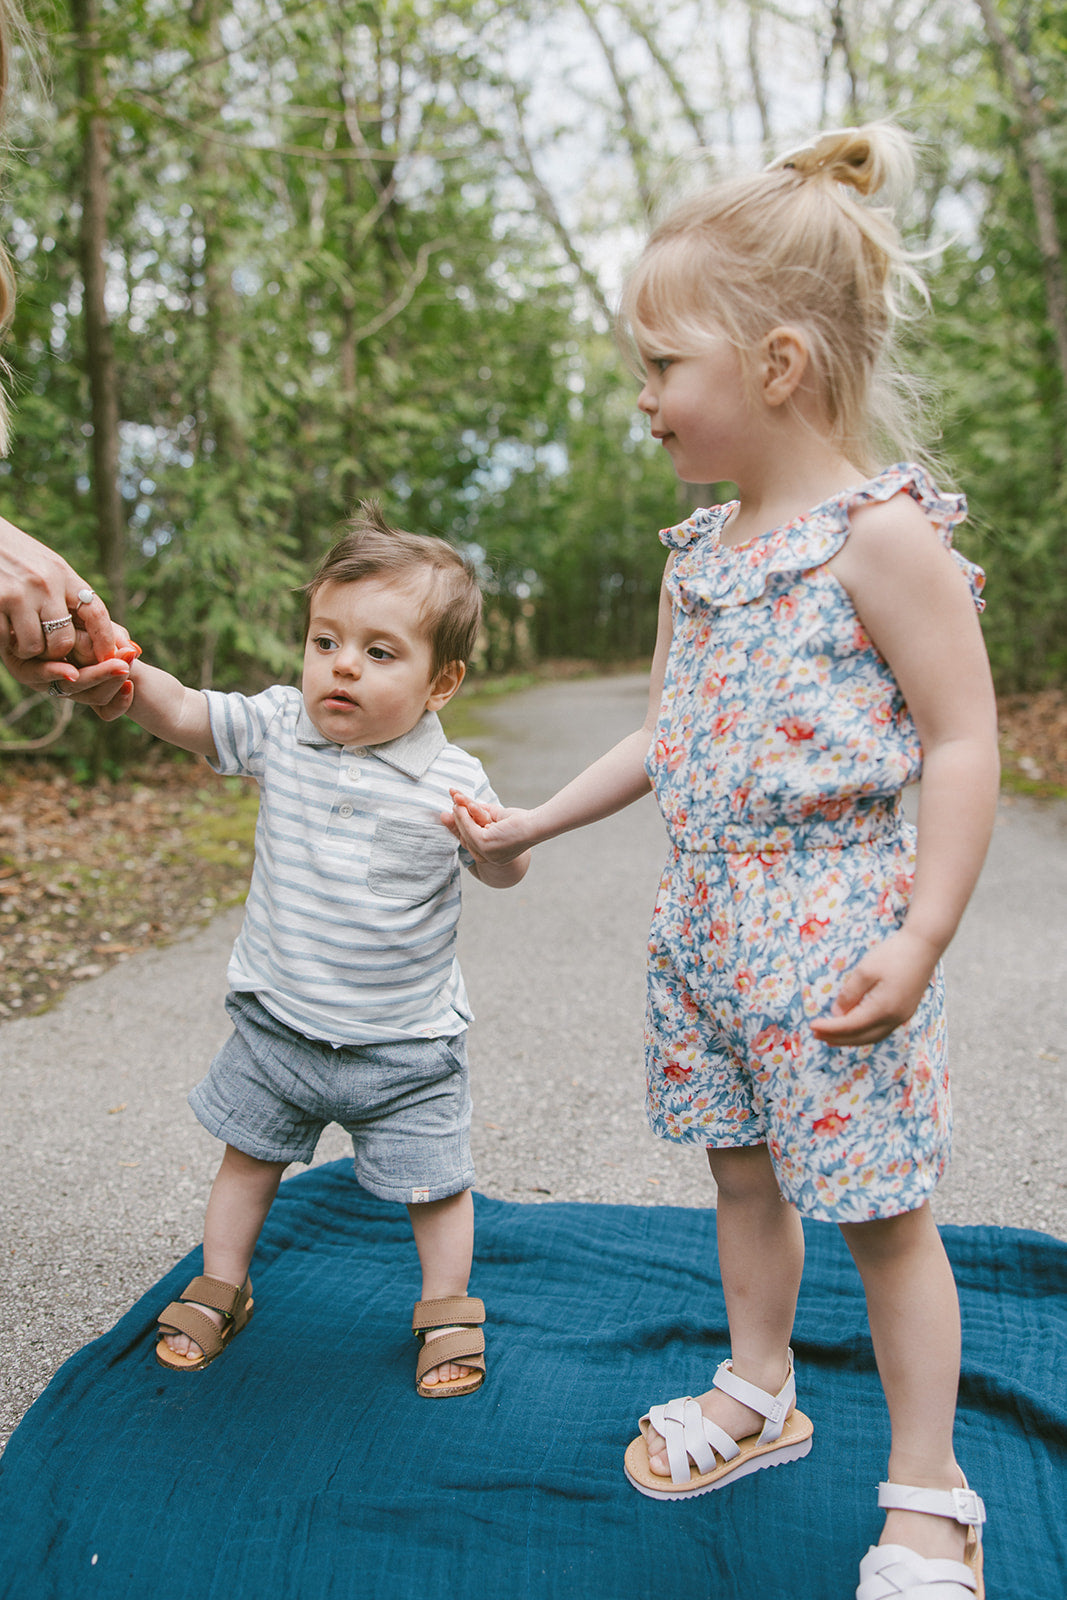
[2,674,1065,1447]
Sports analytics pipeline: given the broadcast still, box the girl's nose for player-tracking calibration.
[637,382,656,414]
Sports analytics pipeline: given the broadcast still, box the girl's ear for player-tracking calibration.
[760,327,809,406]
[426,659,466,712]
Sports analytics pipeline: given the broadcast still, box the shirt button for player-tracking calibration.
[338,803,354,819]
[346,765,361,782]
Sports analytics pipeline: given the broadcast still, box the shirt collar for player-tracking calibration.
[296,702,447,779]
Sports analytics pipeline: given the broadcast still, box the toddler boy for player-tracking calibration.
[115,502,528,1396]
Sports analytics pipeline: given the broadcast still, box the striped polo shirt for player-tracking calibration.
[203,685,497,1046]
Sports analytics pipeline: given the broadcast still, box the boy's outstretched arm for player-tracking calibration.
[99,657,218,761]
[449,558,675,864]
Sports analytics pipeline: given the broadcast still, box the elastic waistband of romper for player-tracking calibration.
[670,796,905,856]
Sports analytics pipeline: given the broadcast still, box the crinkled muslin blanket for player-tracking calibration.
[1,1160,1064,1599]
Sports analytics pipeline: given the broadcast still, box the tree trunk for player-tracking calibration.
[974,0,1067,394]
[72,0,126,618]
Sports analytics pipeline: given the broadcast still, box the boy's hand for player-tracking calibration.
[444,789,536,865]
[811,928,939,1047]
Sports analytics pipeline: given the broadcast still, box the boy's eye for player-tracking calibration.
[367,646,394,662]
[313,636,339,653]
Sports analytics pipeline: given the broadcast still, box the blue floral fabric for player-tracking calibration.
[643,465,985,1222]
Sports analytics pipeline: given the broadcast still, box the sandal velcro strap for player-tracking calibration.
[712,1348,797,1444]
[877,1481,986,1531]
[178,1275,248,1319]
[156,1301,228,1359]
[415,1328,486,1385]
[412,1296,485,1333]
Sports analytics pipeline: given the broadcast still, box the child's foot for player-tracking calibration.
[417,1324,480,1388]
[155,1274,254,1371]
[643,1384,767,1476]
[159,1300,224,1362]
[412,1295,486,1397]
[879,1478,971,1565]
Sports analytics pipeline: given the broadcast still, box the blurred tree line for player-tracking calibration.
[0,0,1063,757]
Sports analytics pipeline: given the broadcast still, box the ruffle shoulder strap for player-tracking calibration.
[660,464,984,612]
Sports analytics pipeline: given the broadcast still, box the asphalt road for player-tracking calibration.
[2,674,1065,1449]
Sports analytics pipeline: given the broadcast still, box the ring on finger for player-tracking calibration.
[42,613,73,634]
[48,680,68,697]
[72,587,96,610]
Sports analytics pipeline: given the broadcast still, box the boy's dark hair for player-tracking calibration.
[303,500,482,676]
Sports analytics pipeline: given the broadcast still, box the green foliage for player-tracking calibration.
[1,0,1065,744]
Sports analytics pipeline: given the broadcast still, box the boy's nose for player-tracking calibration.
[333,649,360,678]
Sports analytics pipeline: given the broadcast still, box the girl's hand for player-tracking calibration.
[811,928,939,1047]
[444,789,536,865]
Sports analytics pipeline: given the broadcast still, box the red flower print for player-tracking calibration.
[800,916,831,942]
[663,1059,693,1084]
[709,710,743,739]
[655,738,686,772]
[735,967,756,994]
[812,1110,851,1136]
[774,594,798,622]
[777,718,816,743]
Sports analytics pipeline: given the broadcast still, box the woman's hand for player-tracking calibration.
[0,516,136,706]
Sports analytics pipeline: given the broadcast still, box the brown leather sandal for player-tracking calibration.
[412,1295,486,1398]
[155,1274,254,1372]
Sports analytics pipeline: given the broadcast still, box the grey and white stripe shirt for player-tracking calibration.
[204,686,496,1046]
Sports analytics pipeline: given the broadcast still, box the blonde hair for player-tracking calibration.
[619,123,936,473]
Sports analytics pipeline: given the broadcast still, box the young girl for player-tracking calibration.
[450,124,997,1598]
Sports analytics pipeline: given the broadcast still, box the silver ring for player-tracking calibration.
[73,587,96,609]
[42,614,73,634]
[48,681,67,697]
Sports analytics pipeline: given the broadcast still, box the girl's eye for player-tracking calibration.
[653,357,673,374]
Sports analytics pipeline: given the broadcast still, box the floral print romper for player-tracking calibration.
[643,465,985,1224]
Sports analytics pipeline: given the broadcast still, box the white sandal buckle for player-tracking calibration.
[951,1486,985,1527]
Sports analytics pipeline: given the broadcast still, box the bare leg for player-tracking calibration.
[645,1143,805,1475]
[161,1144,288,1359]
[841,1203,967,1564]
[407,1188,477,1388]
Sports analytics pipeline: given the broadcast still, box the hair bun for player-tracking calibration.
[770,122,914,201]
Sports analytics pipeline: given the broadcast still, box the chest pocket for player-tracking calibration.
[367,815,458,902]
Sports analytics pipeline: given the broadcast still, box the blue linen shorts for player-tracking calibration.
[188,990,475,1204]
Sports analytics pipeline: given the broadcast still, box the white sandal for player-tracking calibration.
[622,1347,814,1499]
[856,1479,986,1599]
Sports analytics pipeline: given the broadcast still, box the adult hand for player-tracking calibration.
[0,515,131,705]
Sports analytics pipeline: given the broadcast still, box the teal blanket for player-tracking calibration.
[1,1161,1063,1598]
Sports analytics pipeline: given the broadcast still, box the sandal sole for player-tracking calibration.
[623,1409,813,1500]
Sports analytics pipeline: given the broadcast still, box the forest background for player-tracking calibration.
[0,0,1065,1012]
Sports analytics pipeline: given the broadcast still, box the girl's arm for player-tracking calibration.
[116,658,218,761]
[816,495,1000,1045]
[449,558,675,862]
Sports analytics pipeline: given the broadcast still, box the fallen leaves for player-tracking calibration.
[998,688,1067,793]
[0,758,257,1019]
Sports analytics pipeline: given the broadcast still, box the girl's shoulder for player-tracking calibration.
[661,464,983,612]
